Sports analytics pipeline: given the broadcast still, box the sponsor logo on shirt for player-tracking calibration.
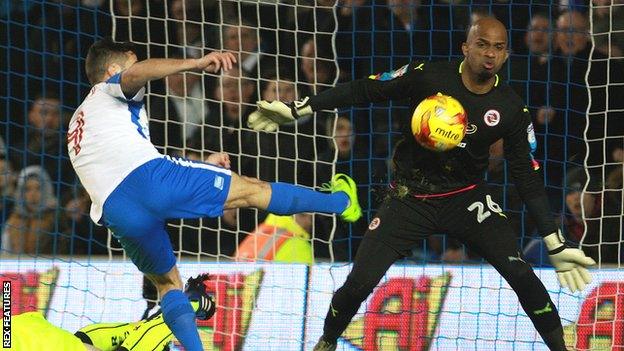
[465,124,478,134]
[483,109,500,126]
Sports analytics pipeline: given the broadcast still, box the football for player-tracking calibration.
[411,93,467,151]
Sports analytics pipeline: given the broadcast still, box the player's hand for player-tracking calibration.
[205,152,231,169]
[544,231,596,292]
[195,51,237,73]
[248,97,313,132]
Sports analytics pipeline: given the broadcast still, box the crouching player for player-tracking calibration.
[9,275,215,351]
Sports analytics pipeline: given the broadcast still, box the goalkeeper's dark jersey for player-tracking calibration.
[308,60,557,235]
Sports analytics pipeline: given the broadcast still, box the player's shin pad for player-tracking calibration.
[118,314,173,351]
[74,322,139,351]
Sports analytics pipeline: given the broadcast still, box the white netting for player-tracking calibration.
[4,1,624,350]
[109,0,345,264]
[581,2,624,268]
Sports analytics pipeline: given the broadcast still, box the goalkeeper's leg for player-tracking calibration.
[459,226,566,350]
[448,188,566,350]
[318,237,401,346]
[317,195,437,349]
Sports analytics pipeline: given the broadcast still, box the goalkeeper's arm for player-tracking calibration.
[121,52,236,96]
[249,61,424,131]
[503,104,596,292]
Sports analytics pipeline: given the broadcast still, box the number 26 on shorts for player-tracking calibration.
[467,195,506,223]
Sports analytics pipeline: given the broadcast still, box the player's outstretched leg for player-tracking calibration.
[314,237,401,350]
[226,173,362,222]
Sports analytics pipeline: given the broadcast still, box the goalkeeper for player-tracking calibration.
[249,17,595,351]
[9,275,215,351]
[67,38,362,351]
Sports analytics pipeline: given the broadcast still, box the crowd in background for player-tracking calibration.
[0,0,622,265]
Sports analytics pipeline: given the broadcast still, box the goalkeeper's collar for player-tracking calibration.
[458,60,500,87]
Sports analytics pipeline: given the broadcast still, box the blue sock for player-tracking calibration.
[267,182,349,215]
[161,289,203,351]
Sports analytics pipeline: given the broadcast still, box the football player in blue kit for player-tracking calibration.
[68,38,362,351]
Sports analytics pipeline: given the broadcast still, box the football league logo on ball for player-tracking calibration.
[411,93,467,152]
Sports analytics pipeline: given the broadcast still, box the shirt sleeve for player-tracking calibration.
[503,106,558,236]
[308,61,426,111]
[101,73,146,102]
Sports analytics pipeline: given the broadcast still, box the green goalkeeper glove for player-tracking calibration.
[247,97,313,132]
[544,231,596,293]
[185,274,216,320]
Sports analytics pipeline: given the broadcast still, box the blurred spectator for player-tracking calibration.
[566,167,622,264]
[0,158,16,230]
[169,0,209,55]
[222,24,266,76]
[382,0,428,64]
[2,166,58,255]
[9,95,75,192]
[147,0,219,154]
[59,185,109,255]
[332,0,391,80]
[483,1,552,56]
[592,0,624,57]
[509,14,567,206]
[276,0,334,72]
[418,1,470,59]
[314,116,386,260]
[551,11,624,189]
[113,0,149,59]
[235,213,314,264]
[256,76,317,186]
[562,168,600,243]
[164,69,208,148]
[201,68,257,177]
[299,38,337,94]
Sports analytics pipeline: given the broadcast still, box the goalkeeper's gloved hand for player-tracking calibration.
[184,274,216,320]
[544,231,596,293]
[247,97,313,132]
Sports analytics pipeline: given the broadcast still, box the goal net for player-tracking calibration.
[1,0,623,350]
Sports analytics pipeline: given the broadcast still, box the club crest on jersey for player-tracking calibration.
[483,109,500,126]
[369,217,381,230]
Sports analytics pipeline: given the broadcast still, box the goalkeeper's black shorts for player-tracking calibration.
[364,183,518,257]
